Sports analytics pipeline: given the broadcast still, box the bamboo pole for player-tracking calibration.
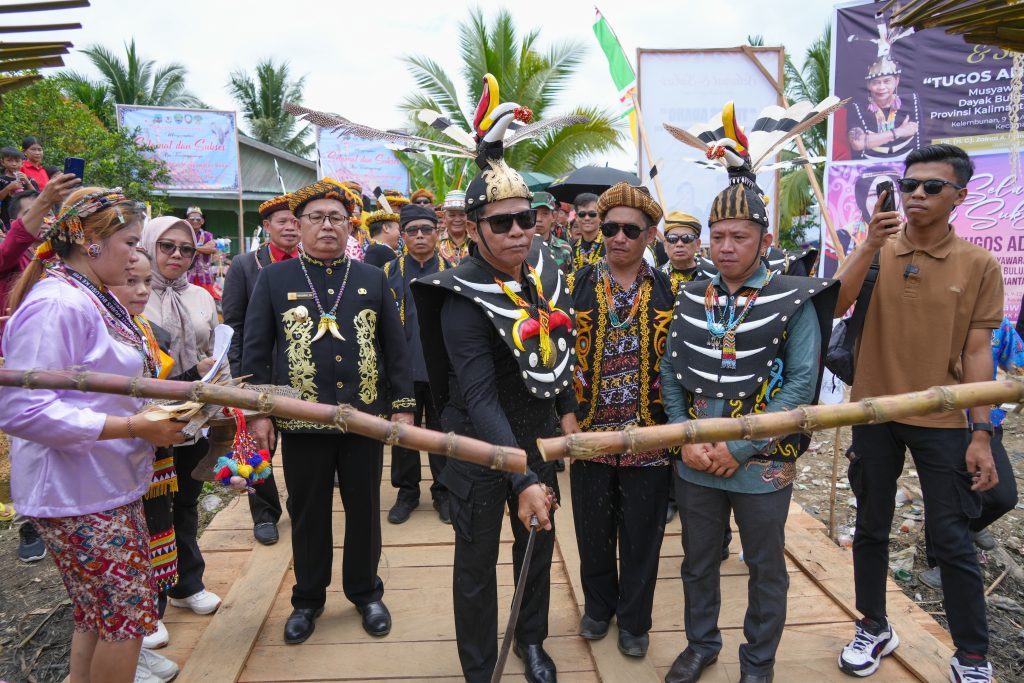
[538,380,1024,461]
[0,369,527,474]
[739,45,846,266]
[629,90,668,211]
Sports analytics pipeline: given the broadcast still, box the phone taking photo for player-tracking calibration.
[63,156,85,182]
[876,180,895,213]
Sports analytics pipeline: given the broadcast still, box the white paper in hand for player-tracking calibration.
[202,324,234,382]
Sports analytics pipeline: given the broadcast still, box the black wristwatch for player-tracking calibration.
[970,422,994,435]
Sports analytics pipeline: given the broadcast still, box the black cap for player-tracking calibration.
[400,203,438,228]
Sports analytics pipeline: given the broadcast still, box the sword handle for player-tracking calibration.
[530,514,539,529]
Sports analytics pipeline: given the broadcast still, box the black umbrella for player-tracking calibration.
[546,166,642,203]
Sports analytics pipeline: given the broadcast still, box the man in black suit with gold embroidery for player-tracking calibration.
[242,179,415,646]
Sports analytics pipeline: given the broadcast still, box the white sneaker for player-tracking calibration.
[138,648,179,682]
[142,619,169,649]
[133,658,161,683]
[838,619,900,677]
[949,655,993,682]
[168,589,221,615]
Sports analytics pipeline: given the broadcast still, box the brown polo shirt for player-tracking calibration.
[851,226,1003,428]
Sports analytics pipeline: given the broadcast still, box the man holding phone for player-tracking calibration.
[836,145,1002,683]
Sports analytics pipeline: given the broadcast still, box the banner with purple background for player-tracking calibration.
[823,152,1023,321]
[316,128,409,194]
[116,105,240,192]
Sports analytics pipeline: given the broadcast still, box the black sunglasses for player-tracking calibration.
[665,233,698,245]
[155,240,196,259]
[600,221,646,240]
[479,209,537,234]
[576,211,598,219]
[412,198,433,206]
[897,178,964,195]
[403,225,437,236]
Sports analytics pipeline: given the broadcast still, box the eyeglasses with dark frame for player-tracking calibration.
[478,209,537,234]
[600,221,646,240]
[402,224,437,236]
[155,240,197,259]
[299,211,349,227]
[665,232,699,245]
[897,178,965,195]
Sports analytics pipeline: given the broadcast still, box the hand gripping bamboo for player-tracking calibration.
[537,380,1024,461]
[0,368,527,473]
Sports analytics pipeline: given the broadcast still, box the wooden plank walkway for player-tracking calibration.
[157,452,953,682]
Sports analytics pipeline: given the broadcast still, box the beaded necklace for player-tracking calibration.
[572,234,604,271]
[298,254,352,343]
[494,264,556,367]
[704,270,772,370]
[599,262,645,329]
[49,266,156,376]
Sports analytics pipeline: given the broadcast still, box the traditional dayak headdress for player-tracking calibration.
[597,182,664,225]
[850,14,914,80]
[258,194,292,219]
[36,187,133,261]
[289,178,357,217]
[664,97,848,229]
[382,189,409,209]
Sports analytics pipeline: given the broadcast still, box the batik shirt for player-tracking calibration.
[188,228,215,286]
[437,234,470,265]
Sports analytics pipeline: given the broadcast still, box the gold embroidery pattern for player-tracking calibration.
[636,284,656,424]
[354,309,379,405]
[572,308,593,401]
[278,306,332,431]
[392,397,417,411]
[282,306,317,402]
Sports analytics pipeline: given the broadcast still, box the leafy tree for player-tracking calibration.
[55,39,201,128]
[779,25,832,246]
[227,59,312,156]
[398,7,623,184]
[0,77,171,211]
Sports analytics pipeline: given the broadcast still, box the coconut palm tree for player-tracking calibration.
[398,7,623,187]
[56,39,201,128]
[227,59,312,157]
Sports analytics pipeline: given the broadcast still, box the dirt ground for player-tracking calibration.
[1,418,1022,683]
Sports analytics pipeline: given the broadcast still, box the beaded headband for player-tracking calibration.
[35,188,138,261]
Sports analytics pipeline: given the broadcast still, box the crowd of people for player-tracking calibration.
[0,107,1018,683]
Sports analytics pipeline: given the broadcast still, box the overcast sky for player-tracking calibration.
[23,0,837,169]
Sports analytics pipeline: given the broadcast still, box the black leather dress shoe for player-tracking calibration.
[253,522,279,545]
[738,672,773,683]
[284,607,323,644]
[665,647,718,683]
[578,613,610,640]
[618,628,649,657]
[356,600,391,636]
[513,641,557,683]
[388,498,418,524]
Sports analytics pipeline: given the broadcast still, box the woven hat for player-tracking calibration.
[410,188,435,203]
[362,209,400,231]
[597,182,663,225]
[258,194,291,219]
[664,211,702,235]
[444,190,466,211]
[289,178,357,217]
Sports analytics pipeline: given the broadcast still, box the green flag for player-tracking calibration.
[593,9,636,95]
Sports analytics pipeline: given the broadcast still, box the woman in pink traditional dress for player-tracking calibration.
[0,187,187,683]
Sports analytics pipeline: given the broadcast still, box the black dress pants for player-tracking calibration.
[167,438,208,599]
[444,459,558,683]
[247,432,283,525]
[570,460,670,634]
[391,382,447,503]
[850,422,987,656]
[281,432,385,610]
